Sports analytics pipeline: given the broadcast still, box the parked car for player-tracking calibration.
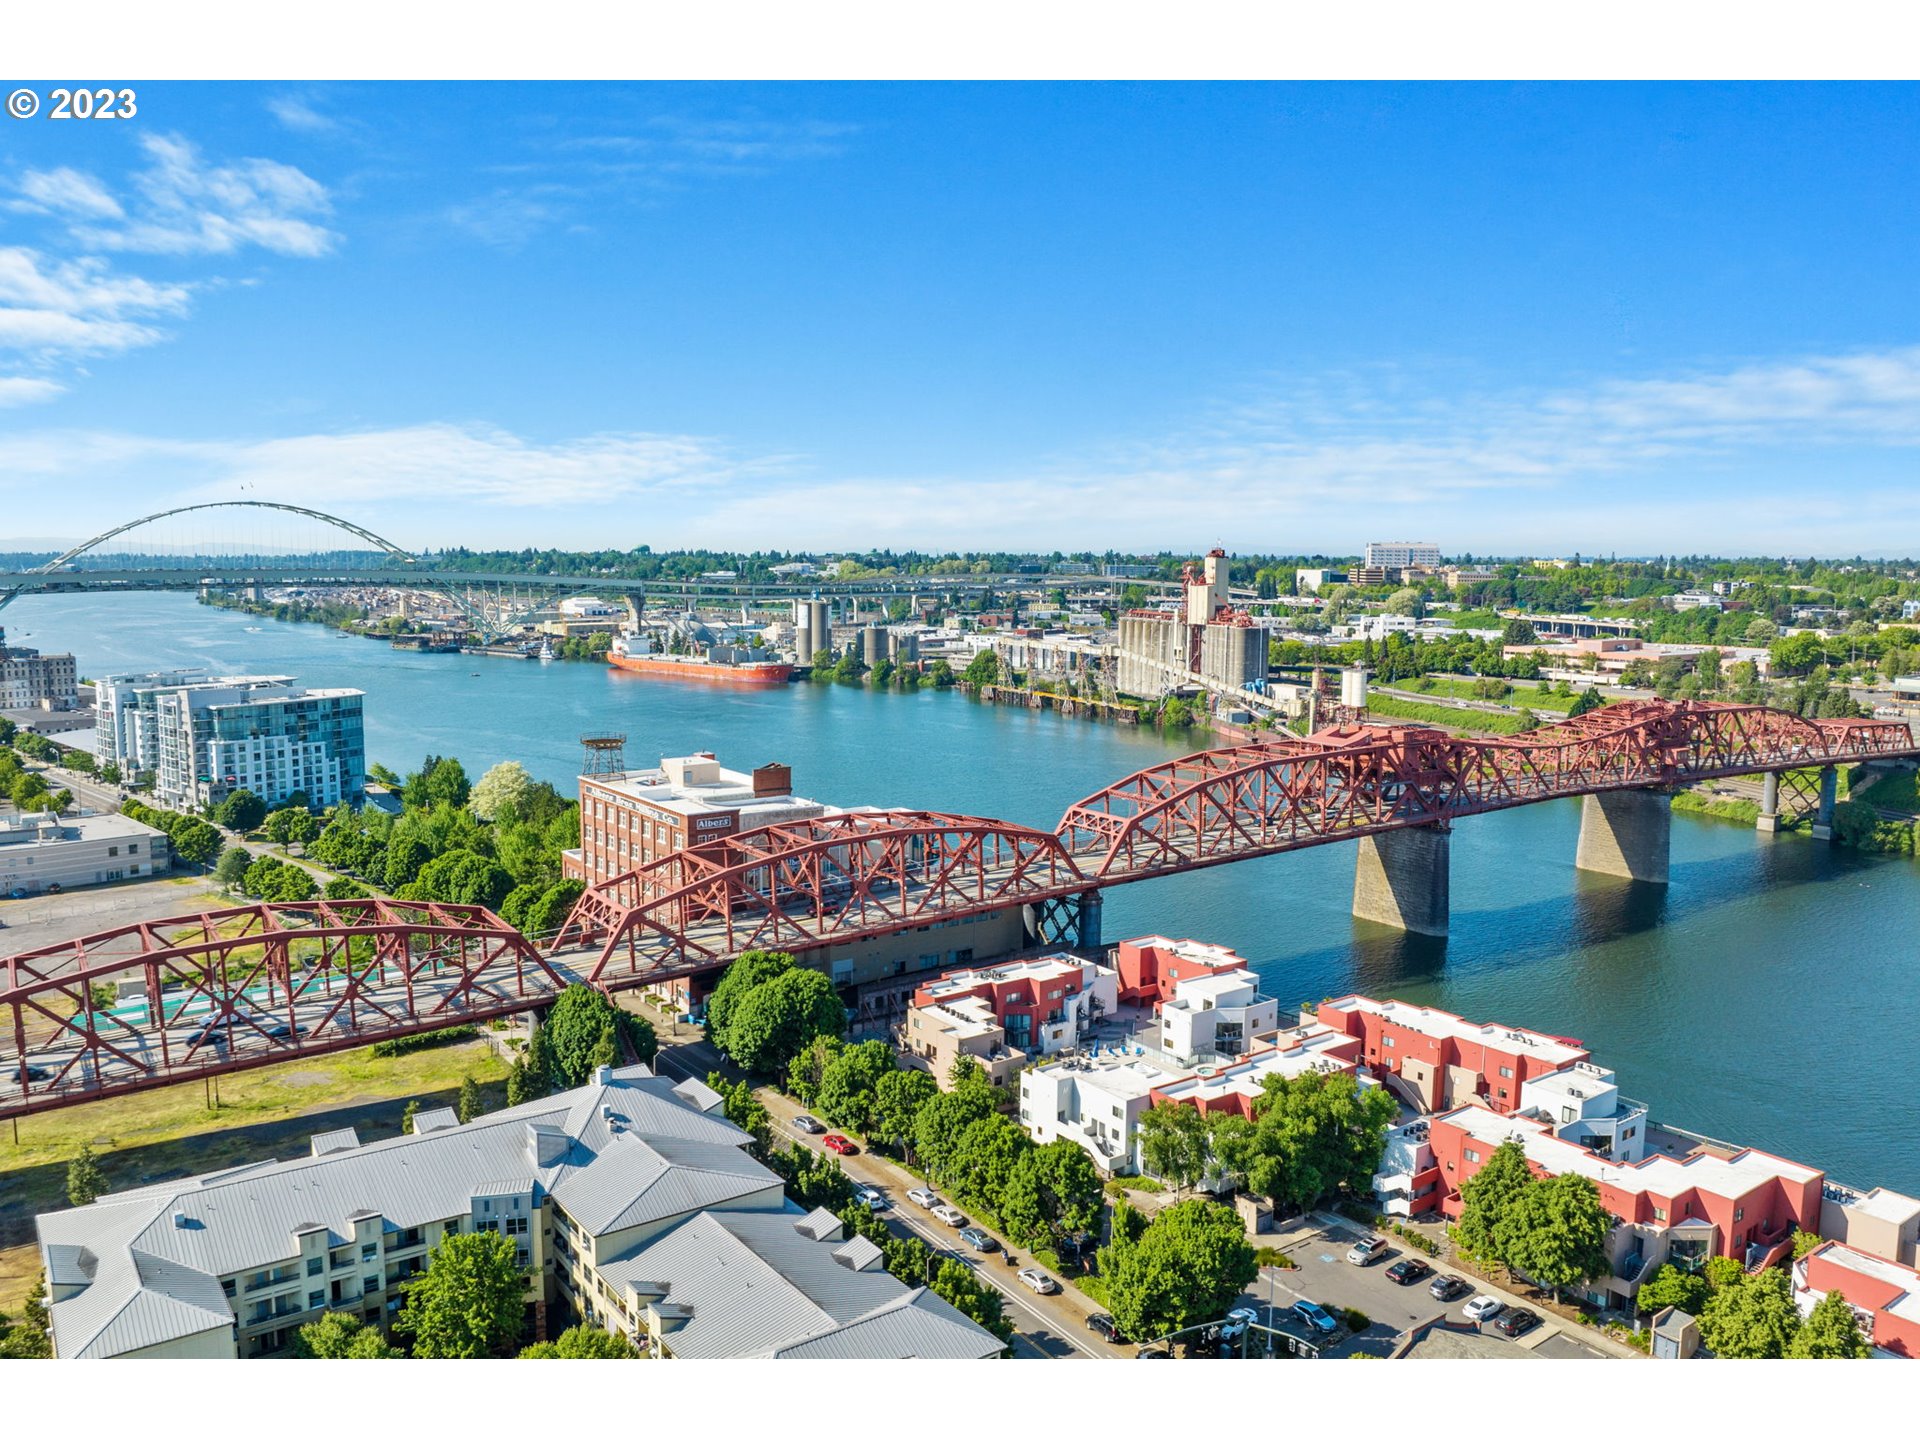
[790,1114,826,1134]
[1386,1257,1433,1286]
[931,1204,968,1227]
[1291,1299,1339,1335]
[1345,1235,1389,1266]
[1429,1274,1471,1302]
[1463,1294,1504,1324]
[906,1187,940,1209]
[1017,1267,1059,1295]
[958,1225,998,1252]
[851,1183,888,1212]
[8,1063,52,1085]
[821,1133,857,1156]
[1087,1313,1128,1343]
[1491,1307,1540,1338]
[1219,1306,1260,1338]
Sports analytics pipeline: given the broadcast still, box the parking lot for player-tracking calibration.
[1237,1217,1614,1359]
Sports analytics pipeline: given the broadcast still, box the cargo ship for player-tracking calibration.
[607,631,793,687]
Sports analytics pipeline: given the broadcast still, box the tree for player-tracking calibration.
[273,865,317,902]
[214,844,252,890]
[1137,1102,1211,1191]
[0,1276,52,1358]
[1698,1267,1800,1359]
[505,1057,543,1107]
[67,1144,105,1205]
[704,949,795,1052]
[519,1323,638,1358]
[470,760,533,821]
[1636,1263,1709,1316]
[407,755,472,810]
[871,1067,938,1158]
[523,880,585,939]
[1502,617,1538,646]
[1790,1230,1826,1260]
[1243,1069,1399,1213]
[216,788,268,832]
[944,1113,1028,1219]
[414,849,515,909]
[814,1039,899,1133]
[1568,686,1605,718]
[720,968,846,1078]
[170,818,223,869]
[542,985,655,1087]
[1703,1255,1745,1293]
[1787,1288,1871,1359]
[929,1258,1012,1344]
[962,649,1000,687]
[705,1071,771,1147]
[1102,1198,1257,1344]
[1386,587,1424,618]
[457,1073,485,1124]
[1494,1172,1610,1297]
[383,834,433,890]
[912,1085,998,1184]
[785,1033,845,1107]
[1452,1138,1534,1268]
[1003,1138,1103,1246]
[394,1231,527,1357]
[292,1311,401,1358]
[402,1100,421,1135]
[1746,617,1779,644]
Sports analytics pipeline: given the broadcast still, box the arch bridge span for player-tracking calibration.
[3,699,1914,1119]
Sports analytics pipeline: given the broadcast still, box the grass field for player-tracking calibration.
[1672,790,1762,825]
[0,1038,508,1315]
[1364,691,1539,735]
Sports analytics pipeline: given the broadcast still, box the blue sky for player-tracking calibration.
[3,82,1919,556]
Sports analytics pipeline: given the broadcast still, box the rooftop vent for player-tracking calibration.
[172,1211,190,1229]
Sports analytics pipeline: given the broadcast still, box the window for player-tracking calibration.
[308,1290,324,1310]
[306,1256,323,1277]
[1383,1035,1396,1048]
[1734,1206,1745,1222]
[363,1276,380,1296]
[361,1242,378,1261]
[1653,1206,1668,1222]
[1561,1107,1576,1124]
[1498,1065,1514,1079]
[505,1215,530,1236]
[1464,1147,1481,1163]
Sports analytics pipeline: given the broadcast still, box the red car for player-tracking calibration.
[822,1134,857,1156]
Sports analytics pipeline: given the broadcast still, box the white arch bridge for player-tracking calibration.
[0,501,651,642]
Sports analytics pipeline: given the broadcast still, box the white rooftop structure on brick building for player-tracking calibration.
[1321,994,1587,1069]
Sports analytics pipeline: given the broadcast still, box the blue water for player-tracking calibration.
[8,592,1917,1192]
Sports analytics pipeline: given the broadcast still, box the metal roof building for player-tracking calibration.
[34,1063,1001,1360]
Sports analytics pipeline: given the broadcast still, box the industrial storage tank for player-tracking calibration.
[890,631,919,662]
[1341,665,1370,709]
[861,626,889,665]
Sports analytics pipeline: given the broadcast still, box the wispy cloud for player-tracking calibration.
[0,376,64,407]
[448,111,857,248]
[12,167,123,221]
[0,246,193,359]
[266,94,341,135]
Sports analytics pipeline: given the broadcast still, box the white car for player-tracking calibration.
[1219,1306,1260,1338]
[1346,1235,1389,1266]
[852,1183,888,1212]
[931,1204,968,1227]
[1017,1267,1059,1295]
[907,1187,940,1209]
[1463,1294,1504,1324]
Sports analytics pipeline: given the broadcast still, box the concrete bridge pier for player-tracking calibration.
[1575,789,1671,884]
[1352,824,1450,937]
[1757,772,1782,833]
[1077,890,1103,950]
[1810,766,1839,841]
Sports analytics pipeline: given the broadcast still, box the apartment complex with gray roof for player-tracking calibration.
[33,1063,1001,1359]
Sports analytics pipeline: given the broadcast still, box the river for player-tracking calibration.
[7,592,1916,1193]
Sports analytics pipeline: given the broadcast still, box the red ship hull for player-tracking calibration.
[607,653,794,687]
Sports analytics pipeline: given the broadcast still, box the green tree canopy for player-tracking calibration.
[1636,1263,1709,1316]
[1102,1198,1257,1344]
[720,968,846,1078]
[1494,1172,1611,1295]
[814,1039,900,1133]
[457,1073,485,1124]
[1137,1102,1211,1191]
[1697,1267,1799,1359]
[785,1033,845,1107]
[213,844,251,891]
[518,1323,638,1358]
[912,1084,998,1184]
[1002,1137,1103,1246]
[215,789,268,831]
[67,1145,105,1206]
[1243,1069,1399,1212]
[292,1311,401,1358]
[1786,1288,1871,1359]
[541,985,656,1087]
[394,1231,527,1358]
[704,949,796,1051]
[871,1067,939,1158]
[1452,1137,1534,1268]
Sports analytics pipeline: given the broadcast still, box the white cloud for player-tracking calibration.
[0,376,63,406]
[62,133,338,259]
[266,94,339,134]
[0,246,192,358]
[13,167,123,220]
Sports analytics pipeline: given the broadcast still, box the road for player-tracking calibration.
[648,1038,1112,1360]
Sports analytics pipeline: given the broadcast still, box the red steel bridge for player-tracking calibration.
[5,699,1915,1120]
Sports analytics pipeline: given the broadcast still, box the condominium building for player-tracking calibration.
[0,635,78,711]
[1793,1241,1920,1359]
[1315,994,1590,1115]
[92,670,365,810]
[34,1064,1001,1359]
[905,954,1118,1087]
[1364,541,1443,569]
[0,811,171,896]
[1020,1055,1174,1175]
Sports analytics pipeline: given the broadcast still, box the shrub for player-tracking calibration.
[1343,1308,1371,1333]
[370,1025,478,1058]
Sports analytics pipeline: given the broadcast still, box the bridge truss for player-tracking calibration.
[4,700,1916,1119]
